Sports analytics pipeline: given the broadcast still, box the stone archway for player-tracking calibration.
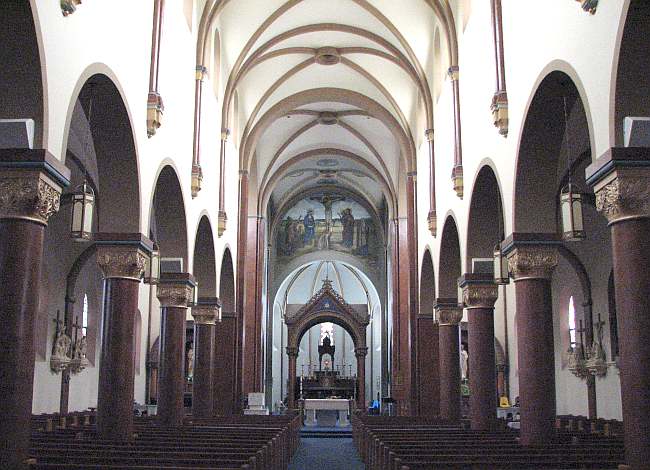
[285,280,369,410]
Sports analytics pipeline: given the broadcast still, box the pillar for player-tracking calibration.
[434,299,463,422]
[0,152,68,469]
[587,148,650,469]
[286,347,299,410]
[213,309,236,416]
[503,236,558,446]
[355,347,368,410]
[459,274,499,431]
[95,235,152,440]
[191,297,219,417]
[156,273,195,427]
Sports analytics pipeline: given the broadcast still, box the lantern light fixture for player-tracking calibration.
[70,181,95,241]
[144,243,161,284]
[493,242,509,285]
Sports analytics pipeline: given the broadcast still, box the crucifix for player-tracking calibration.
[53,310,66,337]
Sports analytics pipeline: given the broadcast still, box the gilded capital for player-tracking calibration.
[427,210,437,237]
[157,284,193,308]
[191,304,218,325]
[507,245,558,281]
[217,210,227,237]
[448,66,460,81]
[0,172,62,225]
[594,175,650,225]
[96,245,148,280]
[435,305,463,326]
[462,283,499,309]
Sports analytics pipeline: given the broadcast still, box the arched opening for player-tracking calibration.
[214,248,236,415]
[466,166,503,271]
[438,216,462,299]
[418,250,439,415]
[192,216,217,296]
[0,1,44,148]
[614,0,650,146]
[150,166,188,268]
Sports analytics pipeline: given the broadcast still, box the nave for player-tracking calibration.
[1,0,650,469]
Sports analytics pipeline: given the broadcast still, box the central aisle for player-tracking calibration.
[288,427,365,470]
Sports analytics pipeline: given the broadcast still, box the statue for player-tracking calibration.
[187,347,194,379]
[318,333,336,371]
[460,343,469,380]
[50,311,72,373]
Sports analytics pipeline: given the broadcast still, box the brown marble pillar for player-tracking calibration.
[434,299,463,423]
[0,153,67,470]
[459,274,499,431]
[355,347,368,410]
[286,347,299,410]
[95,235,151,440]
[156,273,195,427]
[191,298,219,417]
[587,148,650,469]
[213,310,236,416]
[417,313,439,416]
[504,237,558,446]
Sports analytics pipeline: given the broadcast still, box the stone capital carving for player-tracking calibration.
[191,304,218,325]
[217,210,227,237]
[355,347,368,358]
[506,245,558,281]
[0,172,62,225]
[435,305,463,326]
[594,174,650,225]
[157,284,193,308]
[462,283,499,309]
[427,210,437,237]
[96,245,148,280]
[286,346,299,357]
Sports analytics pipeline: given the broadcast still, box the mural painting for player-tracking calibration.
[276,193,379,261]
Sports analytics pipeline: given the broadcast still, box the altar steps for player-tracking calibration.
[300,426,353,439]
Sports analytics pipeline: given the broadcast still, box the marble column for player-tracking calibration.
[157,273,195,427]
[587,148,650,469]
[191,297,219,417]
[95,235,151,440]
[0,152,68,470]
[459,274,499,431]
[504,236,558,446]
[355,347,368,410]
[434,299,463,423]
[286,347,299,410]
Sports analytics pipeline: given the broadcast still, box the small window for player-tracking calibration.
[82,293,89,336]
[568,296,577,347]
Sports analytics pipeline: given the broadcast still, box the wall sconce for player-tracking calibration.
[561,182,586,241]
[493,242,510,285]
[70,181,94,241]
[143,243,161,284]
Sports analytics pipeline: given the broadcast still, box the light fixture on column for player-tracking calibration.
[559,93,586,241]
[70,180,95,241]
[493,209,509,285]
[144,243,161,284]
[215,297,223,323]
[191,281,199,306]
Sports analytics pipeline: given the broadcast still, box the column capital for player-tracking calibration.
[354,347,368,358]
[0,150,70,225]
[95,233,153,280]
[502,234,559,281]
[191,297,221,325]
[586,148,650,225]
[448,65,460,81]
[425,128,434,142]
[458,274,498,309]
[157,273,196,308]
[434,298,463,326]
[217,210,227,237]
[286,346,299,357]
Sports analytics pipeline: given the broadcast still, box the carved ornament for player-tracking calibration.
[435,306,463,326]
[575,0,598,14]
[0,173,62,225]
[191,304,218,325]
[157,284,193,308]
[191,164,203,198]
[595,176,650,225]
[147,92,164,138]
[286,346,299,357]
[96,246,148,280]
[506,246,558,280]
[61,0,82,16]
[452,165,464,199]
[427,210,437,237]
[491,91,509,137]
[355,347,368,358]
[217,210,227,237]
[462,284,499,309]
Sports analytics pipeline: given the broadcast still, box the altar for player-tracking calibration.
[302,398,351,427]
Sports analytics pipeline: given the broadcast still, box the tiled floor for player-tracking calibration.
[288,437,365,470]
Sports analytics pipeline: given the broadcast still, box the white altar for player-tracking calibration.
[303,399,351,427]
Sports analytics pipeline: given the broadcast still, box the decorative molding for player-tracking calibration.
[575,0,598,14]
[355,347,368,358]
[491,91,509,137]
[191,304,218,325]
[427,210,437,237]
[191,164,203,198]
[594,176,650,225]
[157,284,193,308]
[96,245,148,281]
[461,284,499,309]
[287,279,368,327]
[447,66,459,81]
[286,346,299,357]
[506,246,558,281]
[452,165,464,199]
[147,92,164,138]
[0,172,62,225]
[61,0,82,16]
[217,210,228,237]
[435,305,463,326]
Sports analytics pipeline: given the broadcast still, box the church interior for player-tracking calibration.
[1,0,649,468]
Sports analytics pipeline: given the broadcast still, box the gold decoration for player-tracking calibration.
[191,304,218,325]
[217,210,227,237]
[191,164,203,198]
[147,92,164,138]
[491,92,509,137]
[506,246,558,280]
[61,0,82,16]
[462,284,499,309]
[157,284,194,308]
[595,176,650,224]
[452,166,464,199]
[427,210,437,237]
[447,66,460,81]
[435,305,463,326]
[96,246,148,280]
[0,173,62,225]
